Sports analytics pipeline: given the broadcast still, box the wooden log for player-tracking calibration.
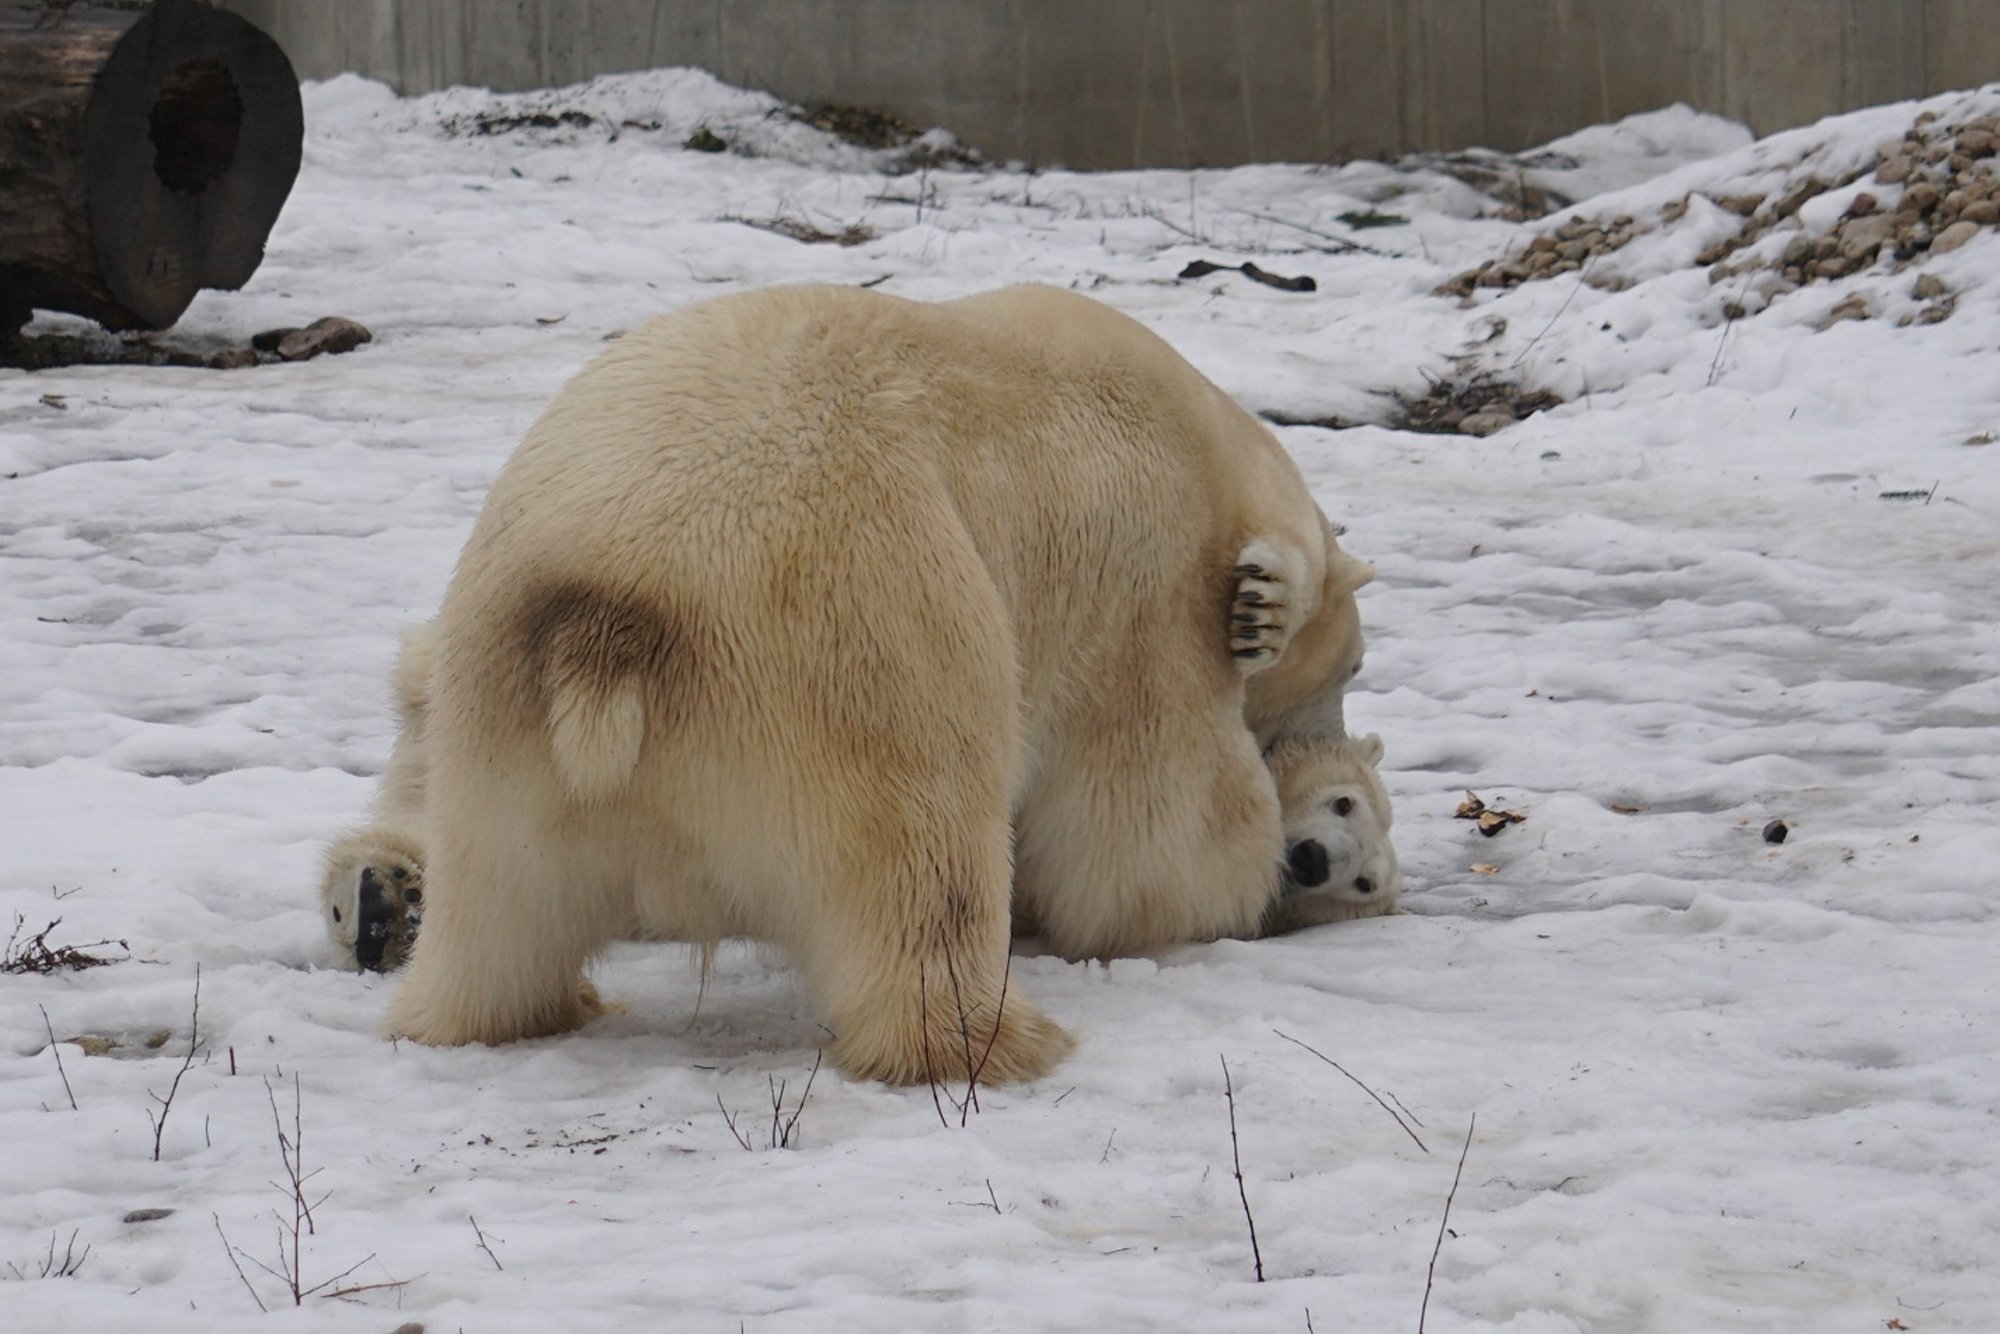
[0,0,302,336]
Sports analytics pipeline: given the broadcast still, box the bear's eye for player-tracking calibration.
[331,906,342,923]
[403,885,423,905]
[1350,659,1363,680]
[1332,796,1355,817]
[391,866,408,881]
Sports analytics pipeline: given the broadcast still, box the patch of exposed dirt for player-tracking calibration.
[1392,375,1564,436]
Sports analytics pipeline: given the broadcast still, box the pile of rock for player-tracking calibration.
[1435,215,1640,297]
[1437,109,2000,322]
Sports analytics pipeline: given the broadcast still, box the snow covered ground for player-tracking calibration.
[3,70,1997,1333]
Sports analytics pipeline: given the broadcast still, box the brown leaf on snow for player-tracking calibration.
[1457,792,1527,835]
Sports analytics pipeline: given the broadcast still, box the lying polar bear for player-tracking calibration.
[349,283,1388,1085]
[321,611,1402,971]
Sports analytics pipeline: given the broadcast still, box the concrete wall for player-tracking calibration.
[223,1,2000,168]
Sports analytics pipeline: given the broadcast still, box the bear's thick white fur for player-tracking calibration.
[1263,733,1402,932]
[376,283,1375,1085]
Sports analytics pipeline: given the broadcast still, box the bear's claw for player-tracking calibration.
[1229,540,1294,673]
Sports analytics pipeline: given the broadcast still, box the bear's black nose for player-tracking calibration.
[1354,876,1375,895]
[1286,839,1330,888]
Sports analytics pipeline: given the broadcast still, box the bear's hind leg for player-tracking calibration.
[385,815,615,1046]
[803,824,1072,1087]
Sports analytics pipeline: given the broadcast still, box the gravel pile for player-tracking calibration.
[1438,109,2000,323]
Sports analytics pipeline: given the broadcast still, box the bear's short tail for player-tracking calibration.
[532,587,676,801]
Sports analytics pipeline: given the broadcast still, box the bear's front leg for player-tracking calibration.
[1230,537,1302,674]
[319,829,427,972]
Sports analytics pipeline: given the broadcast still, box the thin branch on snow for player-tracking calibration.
[1220,1055,1265,1283]
[1418,1114,1477,1334]
[470,1215,503,1271]
[146,965,203,1161]
[1272,1028,1428,1153]
[40,1006,76,1110]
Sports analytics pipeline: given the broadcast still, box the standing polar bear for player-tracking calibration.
[385,283,1377,1086]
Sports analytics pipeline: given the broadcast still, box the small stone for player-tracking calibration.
[1962,199,1999,226]
[123,1208,175,1224]
[391,1325,426,1334]
[1817,293,1871,328]
[1913,272,1948,299]
[250,326,299,352]
[209,348,259,370]
[1527,232,1559,255]
[67,1035,116,1056]
[1815,254,1854,279]
[1661,197,1691,223]
[1494,262,1531,283]
[1811,236,1839,260]
[1549,259,1580,275]
[1876,155,1913,184]
[1782,234,1814,265]
[1774,180,1825,218]
[1957,128,1997,158]
[1943,189,1970,216]
[1458,411,1516,437]
[1529,250,1558,273]
[1762,819,1789,844]
[1931,220,1982,253]
[1843,192,1879,218]
[1838,213,1896,261]
[1905,181,1942,213]
[683,125,727,153]
[1916,301,1955,325]
[1556,239,1590,263]
[277,317,374,362]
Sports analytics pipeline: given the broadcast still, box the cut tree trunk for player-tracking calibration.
[0,0,302,337]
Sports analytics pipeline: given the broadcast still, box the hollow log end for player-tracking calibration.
[81,0,304,329]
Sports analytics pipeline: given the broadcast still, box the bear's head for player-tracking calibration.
[1261,732,1401,932]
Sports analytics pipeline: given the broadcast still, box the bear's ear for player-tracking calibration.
[1326,550,1375,598]
[1357,732,1385,766]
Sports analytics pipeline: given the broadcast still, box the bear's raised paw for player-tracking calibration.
[1229,537,1297,673]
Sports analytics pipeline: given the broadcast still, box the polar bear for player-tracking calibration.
[373,283,1375,1085]
[1263,732,1401,932]
[320,573,1398,969]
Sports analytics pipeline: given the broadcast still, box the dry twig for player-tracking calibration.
[146,965,203,1161]
[40,1005,76,1110]
[1419,1114,1477,1333]
[470,1215,503,1271]
[213,1213,267,1313]
[1220,1055,1265,1282]
[1272,1029,1428,1153]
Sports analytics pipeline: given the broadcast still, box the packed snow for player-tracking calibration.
[3,68,1997,1333]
